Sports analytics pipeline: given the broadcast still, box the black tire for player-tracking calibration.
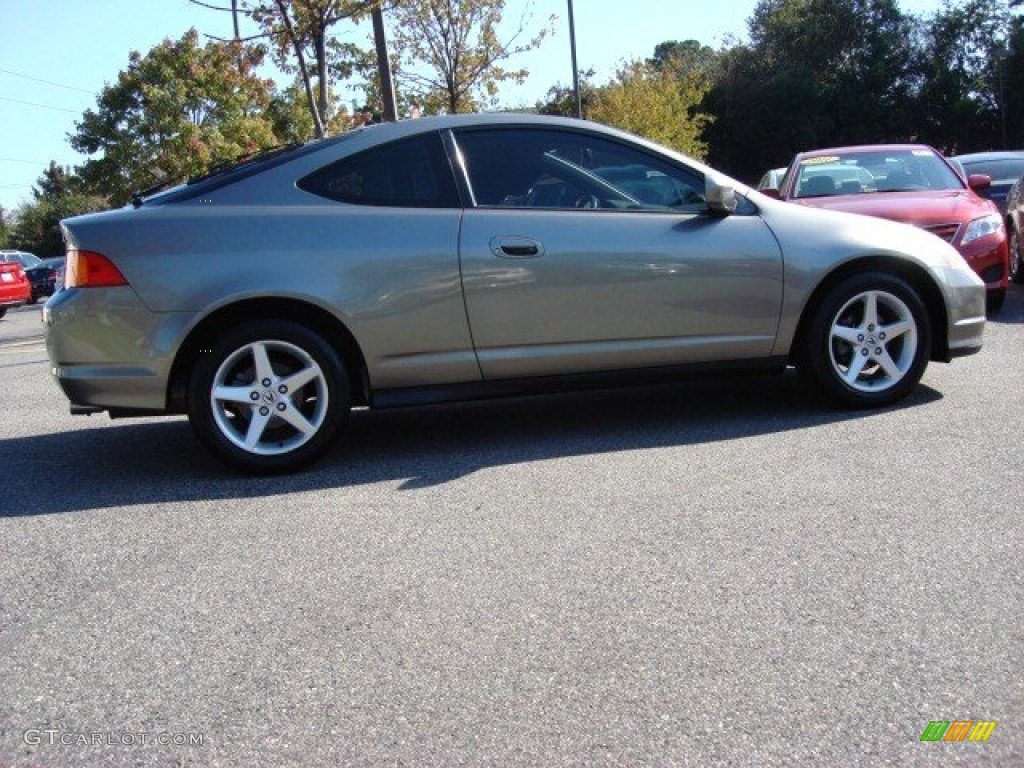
[800,272,931,408]
[0,308,6,319]
[187,320,350,473]
[1009,227,1023,284]
[986,288,1006,315]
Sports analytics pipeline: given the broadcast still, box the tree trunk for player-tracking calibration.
[275,0,326,138]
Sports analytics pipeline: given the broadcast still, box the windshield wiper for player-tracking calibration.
[130,142,305,208]
[186,142,304,186]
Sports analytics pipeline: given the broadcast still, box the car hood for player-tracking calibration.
[790,189,996,225]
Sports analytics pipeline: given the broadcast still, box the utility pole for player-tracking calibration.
[372,4,398,122]
[998,47,1008,150]
[568,0,582,119]
[231,0,243,72]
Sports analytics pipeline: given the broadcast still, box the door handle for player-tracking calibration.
[489,236,544,259]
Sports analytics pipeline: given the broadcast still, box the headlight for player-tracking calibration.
[961,213,1003,246]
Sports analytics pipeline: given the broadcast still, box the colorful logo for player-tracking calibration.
[920,720,997,742]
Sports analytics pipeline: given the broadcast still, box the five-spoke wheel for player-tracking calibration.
[802,273,930,407]
[188,320,349,473]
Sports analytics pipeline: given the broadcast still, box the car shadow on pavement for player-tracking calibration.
[2,369,943,518]
[989,283,1024,324]
[991,286,1024,325]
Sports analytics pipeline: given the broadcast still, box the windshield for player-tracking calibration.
[792,149,964,199]
[959,157,1024,185]
[2,252,42,268]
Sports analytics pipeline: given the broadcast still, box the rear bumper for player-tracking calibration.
[43,286,193,413]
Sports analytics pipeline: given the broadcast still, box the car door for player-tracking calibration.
[451,126,785,380]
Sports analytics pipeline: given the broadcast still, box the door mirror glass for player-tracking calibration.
[706,179,738,216]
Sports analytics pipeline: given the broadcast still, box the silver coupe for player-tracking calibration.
[45,114,986,473]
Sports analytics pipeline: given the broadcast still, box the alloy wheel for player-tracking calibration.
[827,289,918,393]
[209,339,329,456]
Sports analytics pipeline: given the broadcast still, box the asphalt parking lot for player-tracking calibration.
[1,290,1021,766]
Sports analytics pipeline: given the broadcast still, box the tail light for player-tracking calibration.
[66,250,128,288]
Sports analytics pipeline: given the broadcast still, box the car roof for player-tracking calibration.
[143,112,726,207]
[796,144,937,159]
[952,150,1024,162]
[332,112,701,159]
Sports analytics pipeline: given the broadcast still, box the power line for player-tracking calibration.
[0,157,55,166]
[0,66,93,95]
[0,96,79,114]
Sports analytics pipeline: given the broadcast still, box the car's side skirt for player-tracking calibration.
[370,357,790,409]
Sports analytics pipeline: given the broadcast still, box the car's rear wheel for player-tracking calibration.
[187,320,349,473]
[801,272,930,407]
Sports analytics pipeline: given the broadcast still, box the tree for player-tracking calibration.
[1004,12,1024,149]
[389,0,554,113]
[587,59,712,159]
[10,164,106,257]
[250,0,377,136]
[649,40,719,80]
[703,0,918,182]
[70,29,279,205]
[0,207,11,249]
[913,0,1016,153]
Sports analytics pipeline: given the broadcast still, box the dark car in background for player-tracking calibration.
[28,257,66,303]
[952,150,1024,214]
[770,145,1010,312]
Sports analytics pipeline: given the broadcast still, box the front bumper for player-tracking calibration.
[958,235,1009,292]
[933,264,986,360]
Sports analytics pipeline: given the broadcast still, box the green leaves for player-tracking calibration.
[9,163,106,257]
[588,60,712,160]
[69,29,279,205]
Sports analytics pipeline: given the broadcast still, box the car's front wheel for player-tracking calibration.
[187,320,350,473]
[801,272,931,407]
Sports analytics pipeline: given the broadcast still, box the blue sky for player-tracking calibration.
[0,0,945,213]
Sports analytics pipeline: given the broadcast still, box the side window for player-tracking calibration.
[453,128,706,213]
[298,132,460,208]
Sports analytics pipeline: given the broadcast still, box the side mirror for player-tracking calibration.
[968,174,991,192]
[706,178,738,216]
[760,188,782,200]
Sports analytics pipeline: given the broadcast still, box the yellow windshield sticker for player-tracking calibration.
[801,156,840,165]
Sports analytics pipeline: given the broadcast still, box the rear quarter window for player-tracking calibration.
[298,132,460,208]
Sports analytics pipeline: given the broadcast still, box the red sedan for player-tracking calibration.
[767,144,1010,313]
[0,257,31,319]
